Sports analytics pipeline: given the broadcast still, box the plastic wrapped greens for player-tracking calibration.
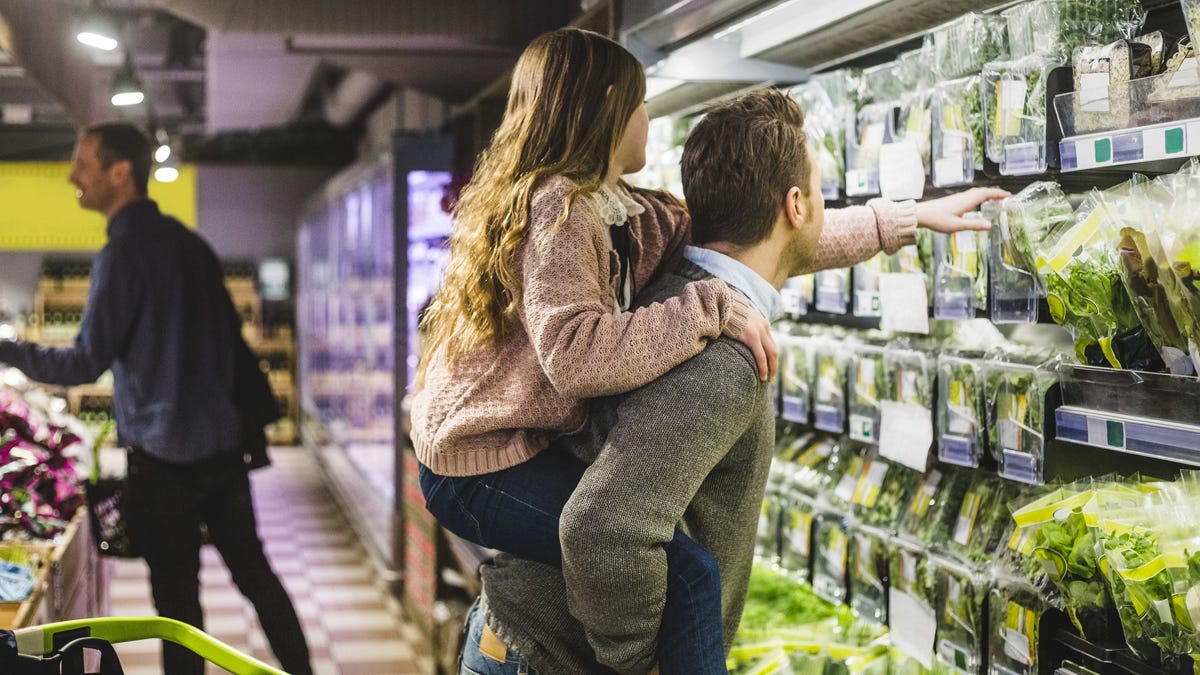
[897,88,934,173]
[899,467,973,551]
[937,355,988,468]
[1158,161,1200,374]
[1108,176,1194,374]
[781,334,816,423]
[932,76,985,187]
[779,492,818,582]
[991,182,1073,322]
[1002,0,1147,61]
[1071,40,1154,134]
[987,579,1048,675]
[780,434,841,496]
[1033,183,1144,367]
[816,268,852,314]
[1187,0,1200,51]
[781,274,816,318]
[813,512,851,605]
[860,61,906,104]
[756,486,785,566]
[813,339,849,433]
[846,104,893,197]
[848,345,888,445]
[948,472,1020,564]
[849,452,922,529]
[1007,481,1144,640]
[849,524,891,624]
[889,539,939,673]
[854,253,892,318]
[983,360,1056,486]
[791,78,849,200]
[885,347,936,410]
[1147,37,1200,106]
[934,228,989,320]
[932,561,991,675]
[982,55,1061,176]
[932,12,1009,80]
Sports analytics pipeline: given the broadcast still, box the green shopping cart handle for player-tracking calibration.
[13,616,289,675]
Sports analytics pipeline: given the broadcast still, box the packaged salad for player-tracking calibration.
[932,76,985,187]
[854,253,892,318]
[934,226,990,320]
[983,359,1057,486]
[848,344,888,445]
[846,104,893,197]
[931,12,1009,80]
[781,334,816,424]
[987,578,1048,675]
[813,338,849,434]
[813,512,852,606]
[1002,0,1146,61]
[937,354,988,468]
[982,55,1062,176]
[932,560,992,675]
[889,538,940,673]
[899,467,974,552]
[848,524,892,625]
[816,268,852,315]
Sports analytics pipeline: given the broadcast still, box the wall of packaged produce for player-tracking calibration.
[632,1,1200,674]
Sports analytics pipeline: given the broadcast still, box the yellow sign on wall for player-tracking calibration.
[0,162,197,251]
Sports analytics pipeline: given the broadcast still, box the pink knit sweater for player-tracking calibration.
[411,176,916,476]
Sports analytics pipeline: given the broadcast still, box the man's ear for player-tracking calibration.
[784,186,807,229]
[109,159,133,186]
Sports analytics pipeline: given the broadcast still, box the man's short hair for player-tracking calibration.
[84,122,152,197]
[682,88,810,247]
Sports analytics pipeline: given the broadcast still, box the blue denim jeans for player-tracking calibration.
[460,599,538,675]
[421,447,727,675]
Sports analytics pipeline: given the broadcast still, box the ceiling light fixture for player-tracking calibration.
[77,6,120,51]
[110,53,143,106]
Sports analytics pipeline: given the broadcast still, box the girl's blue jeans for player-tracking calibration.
[420,445,727,675]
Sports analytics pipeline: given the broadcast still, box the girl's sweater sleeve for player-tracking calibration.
[800,198,918,274]
[520,180,752,399]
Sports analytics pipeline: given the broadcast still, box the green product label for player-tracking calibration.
[1094,138,1112,163]
[1165,127,1185,154]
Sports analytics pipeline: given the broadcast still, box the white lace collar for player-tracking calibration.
[591,184,646,227]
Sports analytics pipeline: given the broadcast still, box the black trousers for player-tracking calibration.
[126,448,312,675]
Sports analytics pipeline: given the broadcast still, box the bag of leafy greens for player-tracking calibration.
[987,577,1049,675]
[899,467,973,552]
[932,559,992,675]
[1108,175,1195,374]
[849,523,892,625]
[889,538,939,673]
[813,512,852,606]
[848,344,888,445]
[781,334,817,424]
[854,253,893,318]
[813,337,850,433]
[1033,181,1145,367]
[1158,161,1200,374]
[847,104,893,197]
[790,78,849,201]
[932,76,986,187]
[983,359,1057,486]
[982,55,1062,175]
[948,472,1022,565]
[937,354,988,467]
[816,268,853,315]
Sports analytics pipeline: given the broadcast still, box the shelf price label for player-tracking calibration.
[1087,416,1127,450]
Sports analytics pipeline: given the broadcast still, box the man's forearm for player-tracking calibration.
[0,341,104,386]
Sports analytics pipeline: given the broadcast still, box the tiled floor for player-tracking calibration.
[107,447,433,674]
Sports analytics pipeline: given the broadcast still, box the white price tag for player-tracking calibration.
[953,230,977,254]
[879,141,926,201]
[880,273,930,334]
[889,590,936,669]
[948,403,976,435]
[999,419,1021,451]
[880,401,933,471]
[1079,72,1111,113]
[934,155,968,186]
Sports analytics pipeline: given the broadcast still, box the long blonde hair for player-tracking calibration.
[418,28,647,383]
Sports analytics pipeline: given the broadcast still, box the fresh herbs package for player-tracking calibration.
[982,55,1061,176]
[847,104,894,197]
[848,344,888,445]
[932,560,992,675]
[813,338,849,433]
[931,12,1008,80]
[816,268,853,315]
[780,334,816,424]
[1002,0,1146,61]
[936,354,988,468]
[854,253,892,318]
[848,524,892,625]
[987,579,1048,675]
[932,76,985,187]
[983,360,1056,486]
[934,227,990,320]
[813,512,852,606]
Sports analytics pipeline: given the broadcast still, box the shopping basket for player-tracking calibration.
[0,616,288,674]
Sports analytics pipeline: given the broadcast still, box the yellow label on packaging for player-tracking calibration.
[954,492,983,546]
[1037,209,1105,275]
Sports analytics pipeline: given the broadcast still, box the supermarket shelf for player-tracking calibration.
[1060,119,1200,173]
[1055,407,1200,466]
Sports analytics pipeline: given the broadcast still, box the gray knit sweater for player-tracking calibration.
[480,260,776,675]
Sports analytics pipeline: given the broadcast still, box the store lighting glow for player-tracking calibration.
[155,143,171,163]
[111,90,144,106]
[154,166,179,183]
[77,31,118,51]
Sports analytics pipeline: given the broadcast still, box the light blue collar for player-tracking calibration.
[683,246,783,322]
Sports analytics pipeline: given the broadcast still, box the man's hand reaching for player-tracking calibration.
[915,187,1011,234]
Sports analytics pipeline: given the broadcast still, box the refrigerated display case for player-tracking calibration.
[296,134,452,578]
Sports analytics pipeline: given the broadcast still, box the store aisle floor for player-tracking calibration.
[107,446,434,674]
